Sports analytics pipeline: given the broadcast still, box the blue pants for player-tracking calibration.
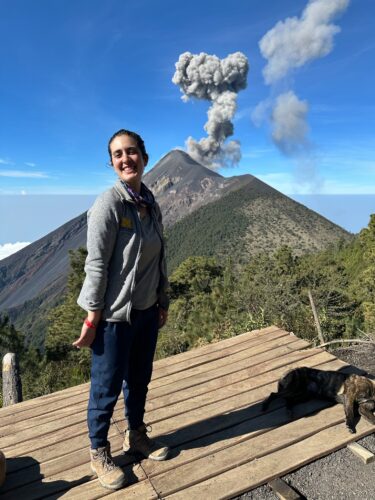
[88,304,159,449]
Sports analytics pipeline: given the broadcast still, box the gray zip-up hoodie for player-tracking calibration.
[77,179,169,322]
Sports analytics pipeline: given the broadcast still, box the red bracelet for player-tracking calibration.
[84,318,97,329]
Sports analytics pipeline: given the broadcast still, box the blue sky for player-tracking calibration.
[0,0,374,254]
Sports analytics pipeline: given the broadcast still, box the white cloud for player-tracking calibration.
[0,242,31,260]
[25,162,36,167]
[0,158,13,165]
[0,170,49,178]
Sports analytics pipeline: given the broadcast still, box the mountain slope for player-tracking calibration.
[0,213,87,311]
[166,178,351,272]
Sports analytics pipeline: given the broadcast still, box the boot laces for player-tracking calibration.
[96,448,117,472]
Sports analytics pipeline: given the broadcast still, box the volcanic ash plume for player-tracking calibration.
[172,51,249,169]
[272,91,310,155]
[255,0,349,190]
[259,0,350,84]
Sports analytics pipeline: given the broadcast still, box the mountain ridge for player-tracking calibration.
[144,149,255,226]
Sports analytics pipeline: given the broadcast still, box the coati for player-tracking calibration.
[261,367,375,433]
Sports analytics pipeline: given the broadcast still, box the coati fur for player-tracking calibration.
[261,367,375,433]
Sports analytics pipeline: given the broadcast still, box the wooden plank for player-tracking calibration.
[0,340,310,447]
[105,480,158,500]
[347,442,375,464]
[0,383,89,418]
[1,420,90,457]
[93,347,329,440]
[0,390,89,428]
[0,408,87,449]
[165,418,375,500]
[149,336,309,390]
[142,356,349,478]
[0,332,370,498]
[0,347,330,457]
[146,350,335,413]
[152,326,282,368]
[57,478,158,500]
[0,399,88,436]
[150,402,346,496]
[148,340,312,401]
[4,352,336,466]
[1,458,145,500]
[269,478,302,500]
[147,343,318,401]
[1,433,129,492]
[0,330,291,432]
[2,350,334,456]
[5,430,113,473]
[142,354,341,427]
[152,328,289,379]
[0,327,286,423]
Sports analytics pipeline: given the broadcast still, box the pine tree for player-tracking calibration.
[0,314,24,359]
[358,214,375,333]
[44,247,91,385]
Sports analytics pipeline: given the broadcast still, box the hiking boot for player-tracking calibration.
[90,442,126,490]
[123,424,169,461]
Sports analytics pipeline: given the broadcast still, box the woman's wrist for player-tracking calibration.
[84,318,97,329]
[86,310,102,326]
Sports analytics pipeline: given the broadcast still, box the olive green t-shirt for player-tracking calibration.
[131,210,162,310]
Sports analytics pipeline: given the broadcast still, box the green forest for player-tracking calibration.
[0,215,374,405]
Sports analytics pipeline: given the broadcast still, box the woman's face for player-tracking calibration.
[110,134,148,191]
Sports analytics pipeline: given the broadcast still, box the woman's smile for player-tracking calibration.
[110,134,147,192]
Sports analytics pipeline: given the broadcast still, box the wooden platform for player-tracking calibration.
[1,325,374,499]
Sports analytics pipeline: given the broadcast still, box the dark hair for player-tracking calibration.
[107,129,148,164]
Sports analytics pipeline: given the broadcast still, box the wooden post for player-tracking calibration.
[2,353,22,406]
[269,478,302,499]
[0,450,5,487]
[307,289,325,345]
[347,442,375,464]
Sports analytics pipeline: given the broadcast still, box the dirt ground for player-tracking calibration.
[235,343,375,500]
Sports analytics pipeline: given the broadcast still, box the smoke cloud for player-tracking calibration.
[272,91,310,155]
[256,0,350,190]
[172,51,249,169]
[259,0,350,84]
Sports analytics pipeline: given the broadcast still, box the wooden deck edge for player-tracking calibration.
[162,421,375,499]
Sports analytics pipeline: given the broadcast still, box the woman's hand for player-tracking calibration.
[158,307,168,328]
[73,323,96,349]
[73,311,102,349]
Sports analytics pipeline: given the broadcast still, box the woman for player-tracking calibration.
[74,129,170,490]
